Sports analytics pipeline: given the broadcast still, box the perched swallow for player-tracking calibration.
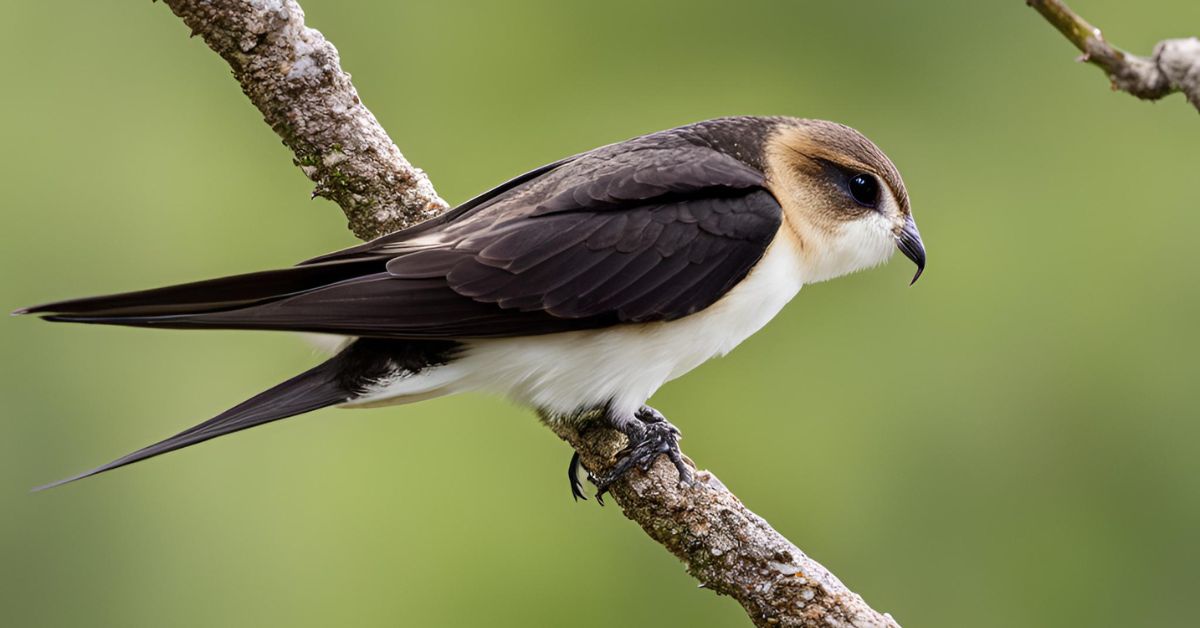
[17,116,925,496]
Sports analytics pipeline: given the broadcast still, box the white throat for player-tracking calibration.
[791,213,897,284]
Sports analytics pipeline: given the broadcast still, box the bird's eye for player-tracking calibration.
[847,173,880,208]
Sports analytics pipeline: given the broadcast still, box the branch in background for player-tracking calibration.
[161,0,448,240]
[1027,0,1200,112]
[158,1,900,625]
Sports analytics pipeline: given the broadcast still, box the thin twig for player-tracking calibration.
[156,1,900,625]
[1027,0,1200,111]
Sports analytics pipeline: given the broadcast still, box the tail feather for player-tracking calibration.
[33,356,352,491]
[16,259,381,318]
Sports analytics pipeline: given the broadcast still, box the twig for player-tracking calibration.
[1027,0,1200,111]
[156,1,900,625]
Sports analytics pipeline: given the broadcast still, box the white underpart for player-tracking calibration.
[798,211,898,284]
[346,222,896,418]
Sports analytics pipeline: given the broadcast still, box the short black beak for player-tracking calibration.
[896,215,925,285]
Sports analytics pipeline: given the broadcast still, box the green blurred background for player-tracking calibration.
[3,1,1198,626]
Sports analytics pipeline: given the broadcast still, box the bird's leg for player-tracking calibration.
[589,405,694,503]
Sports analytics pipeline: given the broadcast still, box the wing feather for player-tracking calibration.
[49,130,783,339]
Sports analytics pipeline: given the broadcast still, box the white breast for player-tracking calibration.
[342,206,903,417]
[361,234,805,419]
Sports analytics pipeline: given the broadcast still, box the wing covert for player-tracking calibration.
[149,137,785,338]
[386,186,782,325]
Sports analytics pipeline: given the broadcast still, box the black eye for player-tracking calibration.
[847,173,880,208]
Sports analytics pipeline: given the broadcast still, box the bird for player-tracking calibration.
[16,116,925,497]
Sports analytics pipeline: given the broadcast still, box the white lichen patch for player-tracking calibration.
[322,150,347,167]
[769,561,802,576]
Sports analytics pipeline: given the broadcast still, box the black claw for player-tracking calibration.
[567,451,588,502]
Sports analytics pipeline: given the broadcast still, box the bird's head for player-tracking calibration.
[764,118,924,285]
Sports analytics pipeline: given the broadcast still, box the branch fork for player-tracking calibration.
[1027,0,1200,111]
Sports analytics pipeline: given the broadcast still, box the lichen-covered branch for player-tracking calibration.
[552,422,900,627]
[1027,0,1200,112]
[160,0,448,239]
[158,1,900,625]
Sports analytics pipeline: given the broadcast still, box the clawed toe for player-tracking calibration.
[567,451,588,501]
[563,405,693,504]
[592,408,691,501]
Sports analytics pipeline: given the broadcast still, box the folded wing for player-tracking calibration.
[28,136,783,338]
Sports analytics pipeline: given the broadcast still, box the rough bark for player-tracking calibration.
[156,1,900,625]
[554,420,900,627]
[161,0,448,240]
[1027,0,1200,112]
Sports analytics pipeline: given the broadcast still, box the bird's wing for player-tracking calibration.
[390,189,781,323]
[36,140,783,338]
[300,155,581,265]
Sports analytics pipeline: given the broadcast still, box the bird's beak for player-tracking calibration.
[895,215,925,285]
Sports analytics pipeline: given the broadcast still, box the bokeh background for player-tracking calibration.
[3,1,1198,626]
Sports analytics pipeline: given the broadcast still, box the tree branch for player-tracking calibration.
[157,1,900,625]
[161,0,448,240]
[1027,0,1200,111]
[551,420,900,627]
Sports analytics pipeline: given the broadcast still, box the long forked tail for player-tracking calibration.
[14,258,382,320]
[33,353,354,491]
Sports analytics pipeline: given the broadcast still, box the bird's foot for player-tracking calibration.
[585,405,693,504]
